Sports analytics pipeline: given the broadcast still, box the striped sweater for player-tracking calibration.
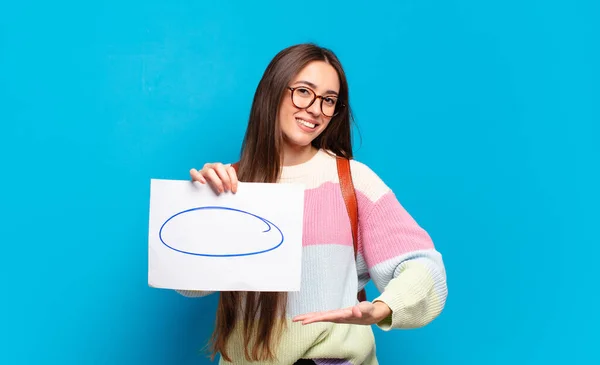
[177,149,448,364]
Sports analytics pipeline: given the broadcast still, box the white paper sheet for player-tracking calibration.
[148,179,304,292]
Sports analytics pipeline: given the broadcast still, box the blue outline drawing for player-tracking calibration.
[159,206,284,257]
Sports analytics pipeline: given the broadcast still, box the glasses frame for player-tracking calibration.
[287,86,345,117]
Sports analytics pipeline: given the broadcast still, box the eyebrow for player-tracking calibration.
[293,80,339,97]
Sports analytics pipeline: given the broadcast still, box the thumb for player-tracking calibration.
[352,305,363,318]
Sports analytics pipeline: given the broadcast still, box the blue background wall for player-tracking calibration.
[1,1,598,364]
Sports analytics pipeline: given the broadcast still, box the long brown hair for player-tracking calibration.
[210,43,354,362]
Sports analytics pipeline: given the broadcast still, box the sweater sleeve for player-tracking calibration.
[175,290,215,298]
[353,163,448,330]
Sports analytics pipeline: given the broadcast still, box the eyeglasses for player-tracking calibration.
[287,86,344,117]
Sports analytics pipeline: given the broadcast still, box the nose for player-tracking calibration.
[306,97,322,117]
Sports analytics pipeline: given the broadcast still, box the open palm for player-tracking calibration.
[292,301,391,326]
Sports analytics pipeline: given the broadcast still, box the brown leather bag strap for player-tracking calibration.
[336,156,367,302]
[336,156,359,258]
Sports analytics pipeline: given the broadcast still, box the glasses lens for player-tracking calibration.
[292,88,315,108]
[321,97,338,117]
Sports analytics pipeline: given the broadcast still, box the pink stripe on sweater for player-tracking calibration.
[302,182,433,267]
[303,182,353,247]
[357,191,434,267]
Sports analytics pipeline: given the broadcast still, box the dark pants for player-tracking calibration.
[293,360,316,365]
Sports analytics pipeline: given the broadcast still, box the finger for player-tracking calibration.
[352,305,363,318]
[292,311,324,322]
[203,168,224,194]
[227,165,239,193]
[357,301,374,315]
[190,168,206,184]
[212,163,232,192]
[299,308,354,325]
[293,306,356,322]
[301,313,347,325]
[293,308,346,321]
[300,315,342,325]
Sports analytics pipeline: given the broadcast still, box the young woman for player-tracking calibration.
[179,43,448,364]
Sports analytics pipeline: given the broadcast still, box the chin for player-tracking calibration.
[285,136,314,148]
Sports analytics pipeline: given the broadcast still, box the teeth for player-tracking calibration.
[296,118,316,129]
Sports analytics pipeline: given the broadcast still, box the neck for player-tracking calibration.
[281,142,318,166]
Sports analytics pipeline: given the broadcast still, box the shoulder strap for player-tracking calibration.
[336,156,367,302]
[336,157,358,257]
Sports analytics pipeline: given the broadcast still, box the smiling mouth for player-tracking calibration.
[296,118,319,129]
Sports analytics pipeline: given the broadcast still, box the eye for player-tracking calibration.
[323,97,337,106]
[297,87,311,96]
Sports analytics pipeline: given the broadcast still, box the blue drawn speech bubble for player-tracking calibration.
[159,206,284,257]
